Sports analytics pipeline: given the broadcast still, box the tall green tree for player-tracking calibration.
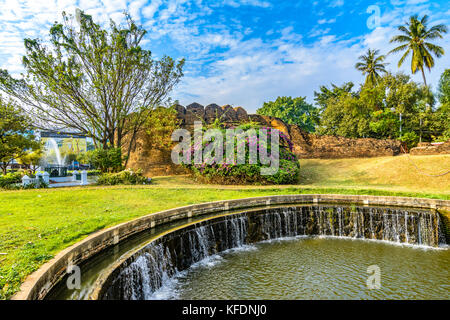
[314,82,355,111]
[0,11,184,166]
[438,69,450,107]
[0,96,40,175]
[389,15,448,86]
[435,69,450,140]
[317,73,437,142]
[355,49,388,86]
[257,96,319,132]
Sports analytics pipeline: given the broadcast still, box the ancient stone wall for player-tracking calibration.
[126,103,402,175]
[410,141,450,156]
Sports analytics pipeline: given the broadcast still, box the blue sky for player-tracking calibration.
[1,0,449,112]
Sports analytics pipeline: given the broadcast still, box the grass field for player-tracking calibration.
[0,154,449,299]
[299,155,450,194]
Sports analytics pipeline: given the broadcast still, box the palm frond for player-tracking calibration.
[390,35,411,44]
[397,49,410,68]
[388,44,409,55]
[424,42,444,57]
[420,15,429,26]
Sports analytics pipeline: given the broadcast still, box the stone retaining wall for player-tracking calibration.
[126,103,402,176]
[410,141,450,155]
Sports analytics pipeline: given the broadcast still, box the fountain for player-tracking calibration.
[96,205,447,300]
[42,138,68,177]
[37,195,449,301]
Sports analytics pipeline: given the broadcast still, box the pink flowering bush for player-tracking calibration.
[184,125,300,185]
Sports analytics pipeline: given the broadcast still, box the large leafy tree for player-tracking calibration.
[256,96,319,132]
[389,15,448,86]
[317,73,436,141]
[355,49,388,86]
[0,96,40,175]
[435,69,450,140]
[314,82,355,111]
[0,11,184,166]
[438,69,450,107]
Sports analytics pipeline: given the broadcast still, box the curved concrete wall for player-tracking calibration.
[13,194,450,300]
[93,204,443,300]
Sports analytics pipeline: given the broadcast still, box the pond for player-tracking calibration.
[46,203,449,300]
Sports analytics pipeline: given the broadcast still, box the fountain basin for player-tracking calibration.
[13,195,450,300]
[90,204,447,300]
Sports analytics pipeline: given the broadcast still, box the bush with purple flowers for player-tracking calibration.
[184,124,300,185]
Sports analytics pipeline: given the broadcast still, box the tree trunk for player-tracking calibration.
[421,67,427,87]
[124,130,138,168]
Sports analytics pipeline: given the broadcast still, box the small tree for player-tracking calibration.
[0,97,40,174]
[144,106,180,151]
[257,96,319,132]
[17,148,44,174]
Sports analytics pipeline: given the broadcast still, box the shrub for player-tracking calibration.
[183,125,300,185]
[400,131,419,150]
[96,168,150,185]
[0,172,48,190]
[77,148,125,173]
[0,172,22,189]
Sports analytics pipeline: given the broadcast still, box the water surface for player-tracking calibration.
[154,237,450,300]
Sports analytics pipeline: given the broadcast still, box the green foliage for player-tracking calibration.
[16,147,44,174]
[257,96,319,132]
[144,106,180,150]
[0,172,22,188]
[399,131,420,150]
[90,148,125,173]
[77,148,125,173]
[369,109,400,138]
[438,69,450,108]
[0,10,184,165]
[0,172,49,190]
[96,168,150,185]
[314,82,355,111]
[317,91,372,138]
[0,96,40,174]
[62,151,78,164]
[317,73,442,143]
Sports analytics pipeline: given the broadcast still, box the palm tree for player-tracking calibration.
[355,49,388,86]
[389,15,448,86]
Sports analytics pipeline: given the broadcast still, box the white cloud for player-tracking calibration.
[0,0,448,113]
[329,0,344,8]
[318,18,336,24]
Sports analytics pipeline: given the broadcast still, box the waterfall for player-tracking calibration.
[101,205,445,300]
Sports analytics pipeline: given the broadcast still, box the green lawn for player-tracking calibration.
[1,154,449,299]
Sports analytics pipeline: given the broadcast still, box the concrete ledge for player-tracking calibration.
[12,194,450,300]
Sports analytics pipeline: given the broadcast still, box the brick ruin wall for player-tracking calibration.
[126,103,403,176]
